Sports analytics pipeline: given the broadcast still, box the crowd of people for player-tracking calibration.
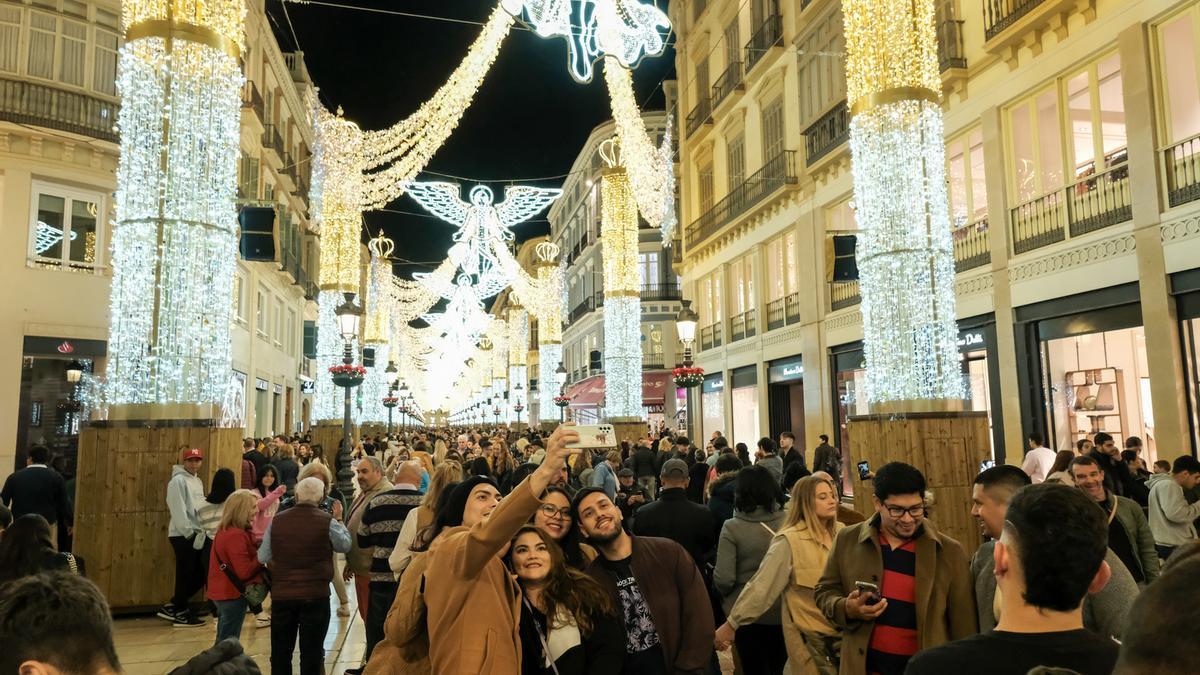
[2,423,1200,675]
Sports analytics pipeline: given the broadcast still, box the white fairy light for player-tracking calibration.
[105,2,244,407]
[604,57,675,232]
[313,291,358,421]
[598,138,643,418]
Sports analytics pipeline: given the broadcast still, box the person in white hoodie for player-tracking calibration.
[1147,455,1200,563]
[160,447,208,627]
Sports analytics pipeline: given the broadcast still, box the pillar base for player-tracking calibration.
[607,416,646,447]
[847,410,990,555]
[75,420,242,610]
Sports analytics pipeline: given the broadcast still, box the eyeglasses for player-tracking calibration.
[538,504,572,521]
[883,503,925,519]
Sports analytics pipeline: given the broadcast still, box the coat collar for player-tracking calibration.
[857,514,941,639]
[857,513,941,548]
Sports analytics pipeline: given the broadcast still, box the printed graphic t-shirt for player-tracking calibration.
[600,555,667,675]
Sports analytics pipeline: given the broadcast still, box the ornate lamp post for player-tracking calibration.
[334,292,363,471]
[383,362,399,434]
[674,300,700,436]
[397,380,411,434]
[513,381,525,427]
[554,362,568,422]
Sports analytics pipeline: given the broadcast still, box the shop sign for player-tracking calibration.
[255,378,269,391]
[273,383,284,394]
[702,374,724,393]
[767,356,804,383]
[22,336,107,357]
[300,379,316,394]
[957,329,986,351]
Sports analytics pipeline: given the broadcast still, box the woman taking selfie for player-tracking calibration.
[531,485,594,570]
[509,526,623,675]
[714,475,844,675]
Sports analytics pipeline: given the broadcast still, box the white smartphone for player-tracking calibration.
[566,424,616,450]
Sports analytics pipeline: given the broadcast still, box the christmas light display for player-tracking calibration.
[105,0,243,407]
[844,0,965,405]
[313,290,358,421]
[604,57,676,235]
[599,139,643,417]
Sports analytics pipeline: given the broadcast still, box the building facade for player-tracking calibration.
[0,0,317,481]
[672,0,1200,464]
[552,111,687,428]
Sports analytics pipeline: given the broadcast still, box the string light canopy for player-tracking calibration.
[105,0,244,409]
[843,0,965,406]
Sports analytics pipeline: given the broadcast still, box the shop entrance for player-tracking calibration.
[767,356,805,444]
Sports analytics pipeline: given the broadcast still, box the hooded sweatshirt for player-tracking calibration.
[166,464,205,538]
[1147,472,1200,546]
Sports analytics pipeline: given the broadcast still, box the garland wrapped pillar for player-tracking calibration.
[533,242,563,428]
[598,139,643,430]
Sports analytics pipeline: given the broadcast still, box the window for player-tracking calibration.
[93,28,118,96]
[698,162,714,213]
[287,308,297,356]
[946,129,988,228]
[766,232,798,301]
[724,19,739,68]
[58,18,86,86]
[274,297,284,345]
[233,274,246,324]
[730,254,755,313]
[28,182,103,269]
[256,286,268,337]
[762,97,785,160]
[638,252,659,288]
[827,197,859,231]
[28,12,55,79]
[699,270,724,327]
[695,57,710,108]
[796,10,846,125]
[0,6,20,73]
[726,134,745,191]
[1158,11,1200,143]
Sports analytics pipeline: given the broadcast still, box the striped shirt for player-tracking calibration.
[867,529,919,675]
[358,486,424,583]
[197,501,225,540]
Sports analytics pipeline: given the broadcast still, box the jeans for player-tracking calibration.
[271,597,331,675]
[365,580,399,660]
[638,476,657,500]
[168,535,208,610]
[214,598,247,645]
[734,623,787,675]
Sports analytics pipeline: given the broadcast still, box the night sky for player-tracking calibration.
[268,0,676,281]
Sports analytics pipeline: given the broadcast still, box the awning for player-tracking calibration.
[563,371,676,407]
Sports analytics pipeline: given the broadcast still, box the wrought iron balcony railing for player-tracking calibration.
[0,78,118,142]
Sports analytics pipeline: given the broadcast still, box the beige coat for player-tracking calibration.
[346,478,393,573]
[813,516,977,675]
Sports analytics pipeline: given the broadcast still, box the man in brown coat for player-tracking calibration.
[343,456,392,621]
[814,462,976,675]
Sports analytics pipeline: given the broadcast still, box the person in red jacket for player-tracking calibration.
[207,489,265,645]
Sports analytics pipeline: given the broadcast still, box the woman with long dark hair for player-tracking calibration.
[509,526,623,675]
[530,485,593,570]
[0,514,83,584]
[197,468,237,543]
[250,464,286,545]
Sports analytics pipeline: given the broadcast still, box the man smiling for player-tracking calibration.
[1070,455,1158,585]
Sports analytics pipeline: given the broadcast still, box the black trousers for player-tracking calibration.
[735,623,787,675]
[271,597,331,675]
[365,580,399,661]
[168,535,208,609]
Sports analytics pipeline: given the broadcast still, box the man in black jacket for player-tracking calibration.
[631,459,716,568]
[242,438,268,480]
[1,446,71,547]
[1090,432,1136,498]
[632,441,659,499]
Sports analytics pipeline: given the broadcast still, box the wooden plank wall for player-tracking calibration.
[311,422,347,459]
[847,412,991,556]
[74,425,242,610]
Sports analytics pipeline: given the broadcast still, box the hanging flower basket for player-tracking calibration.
[398,405,409,415]
[553,395,572,408]
[329,364,367,388]
[382,396,399,408]
[513,403,525,413]
[672,366,705,388]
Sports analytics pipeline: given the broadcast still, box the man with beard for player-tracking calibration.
[573,487,714,674]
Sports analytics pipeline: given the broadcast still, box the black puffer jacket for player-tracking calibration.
[168,638,262,675]
[707,472,738,530]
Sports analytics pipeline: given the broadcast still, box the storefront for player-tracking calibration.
[701,373,724,443]
[16,336,106,471]
[767,355,805,442]
[561,372,676,426]
[1171,270,1200,455]
[730,366,760,448]
[1015,284,1154,458]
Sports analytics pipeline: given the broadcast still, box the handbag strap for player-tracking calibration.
[214,546,247,594]
[522,597,562,675]
[64,552,79,576]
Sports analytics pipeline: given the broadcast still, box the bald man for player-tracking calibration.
[354,460,425,669]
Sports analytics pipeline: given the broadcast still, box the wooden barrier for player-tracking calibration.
[847,411,990,555]
[74,423,242,610]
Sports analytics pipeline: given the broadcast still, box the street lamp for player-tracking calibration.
[513,381,525,427]
[65,360,85,384]
[555,362,568,422]
[334,292,363,472]
[385,361,399,386]
[675,300,699,367]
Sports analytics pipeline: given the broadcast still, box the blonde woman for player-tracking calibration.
[206,490,264,644]
[714,475,844,675]
[433,438,450,466]
[389,459,464,577]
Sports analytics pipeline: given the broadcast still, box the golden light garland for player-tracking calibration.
[603,56,675,237]
[315,107,364,292]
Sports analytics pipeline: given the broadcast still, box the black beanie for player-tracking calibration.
[441,475,500,527]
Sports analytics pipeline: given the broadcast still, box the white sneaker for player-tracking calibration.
[337,603,351,617]
[255,614,271,628]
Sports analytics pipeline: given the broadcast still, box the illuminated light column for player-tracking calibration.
[844,0,965,407]
[507,304,529,424]
[105,0,244,410]
[598,139,643,418]
[534,242,563,424]
[359,234,394,424]
[313,109,365,421]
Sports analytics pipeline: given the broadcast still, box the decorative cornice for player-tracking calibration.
[726,339,758,356]
[1161,215,1200,243]
[954,271,994,297]
[1008,233,1136,283]
[761,324,803,347]
[826,309,862,331]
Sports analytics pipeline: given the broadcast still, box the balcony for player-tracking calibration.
[685,150,799,249]
[262,124,286,163]
[953,218,991,272]
[938,19,967,71]
[711,61,743,109]
[686,97,713,137]
[766,292,801,330]
[0,78,118,143]
[803,101,850,167]
[830,280,861,310]
[1010,159,1131,255]
[1164,133,1200,208]
[984,0,1046,40]
[567,293,604,324]
[982,0,1092,63]
[730,309,757,342]
[643,352,665,370]
[745,14,783,73]
[641,282,682,301]
[282,52,311,84]
[242,81,264,125]
[699,322,723,351]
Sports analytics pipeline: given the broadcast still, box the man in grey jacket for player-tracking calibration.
[1147,455,1200,562]
[1072,455,1159,585]
[969,464,1137,640]
[160,447,207,627]
[756,437,783,485]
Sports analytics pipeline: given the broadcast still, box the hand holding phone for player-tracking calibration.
[857,460,872,481]
[847,580,887,620]
[566,424,615,450]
